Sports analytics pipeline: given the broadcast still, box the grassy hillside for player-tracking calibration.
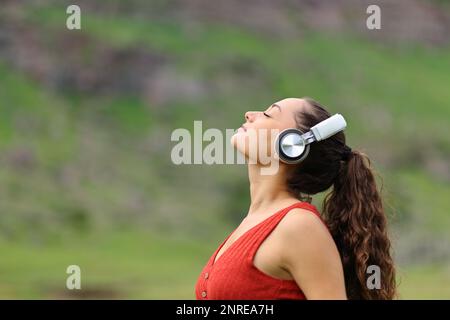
[0,230,449,299]
[0,1,449,298]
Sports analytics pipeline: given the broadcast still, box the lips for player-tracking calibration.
[239,125,247,132]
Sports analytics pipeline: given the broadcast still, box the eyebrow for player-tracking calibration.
[270,103,282,112]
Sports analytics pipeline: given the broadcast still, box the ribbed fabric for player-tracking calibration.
[195,201,327,300]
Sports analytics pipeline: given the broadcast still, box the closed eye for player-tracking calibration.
[263,112,271,118]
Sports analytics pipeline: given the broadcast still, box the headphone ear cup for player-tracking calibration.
[275,129,309,164]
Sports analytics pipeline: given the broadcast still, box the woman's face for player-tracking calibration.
[231,98,307,163]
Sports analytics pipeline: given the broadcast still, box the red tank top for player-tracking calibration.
[194,201,327,300]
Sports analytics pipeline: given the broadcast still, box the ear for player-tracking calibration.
[275,128,309,164]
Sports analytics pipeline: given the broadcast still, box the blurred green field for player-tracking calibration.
[1,230,449,299]
[0,231,213,299]
[0,1,449,299]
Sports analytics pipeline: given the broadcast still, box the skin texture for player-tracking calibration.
[224,97,347,300]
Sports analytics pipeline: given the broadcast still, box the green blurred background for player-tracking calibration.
[0,0,449,299]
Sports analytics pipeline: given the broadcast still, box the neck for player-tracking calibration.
[247,163,294,215]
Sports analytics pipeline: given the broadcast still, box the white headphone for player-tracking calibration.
[274,114,347,164]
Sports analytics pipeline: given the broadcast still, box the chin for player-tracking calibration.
[230,132,248,146]
[231,133,245,153]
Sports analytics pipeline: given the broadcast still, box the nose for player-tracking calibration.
[245,111,257,122]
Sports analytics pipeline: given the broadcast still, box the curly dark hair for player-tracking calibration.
[286,97,397,299]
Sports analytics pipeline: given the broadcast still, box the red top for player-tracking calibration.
[195,201,327,300]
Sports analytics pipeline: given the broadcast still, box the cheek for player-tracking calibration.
[266,130,277,153]
[256,130,271,156]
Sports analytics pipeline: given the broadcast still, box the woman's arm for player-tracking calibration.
[278,208,347,300]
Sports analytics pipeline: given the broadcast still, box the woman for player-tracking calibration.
[195,97,396,300]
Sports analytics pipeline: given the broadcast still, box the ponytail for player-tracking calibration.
[323,150,397,299]
[288,98,397,299]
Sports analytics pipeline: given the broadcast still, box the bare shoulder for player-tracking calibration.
[275,208,346,299]
[275,208,340,265]
[277,208,331,241]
